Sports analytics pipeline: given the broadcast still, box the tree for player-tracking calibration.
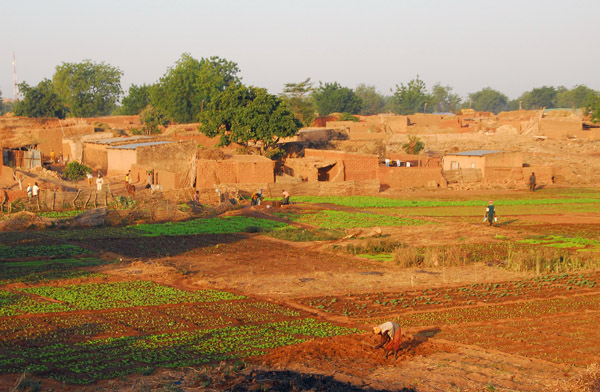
[430,83,462,113]
[151,53,240,124]
[388,76,431,115]
[468,87,508,114]
[118,84,151,115]
[312,82,362,115]
[519,86,557,110]
[402,135,425,154]
[281,78,316,126]
[199,84,301,154]
[52,60,122,117]
[14,80,67,119]
[556,85,599,109]
[63,161,92,182]
[355,84,385,115]
[585,94,600,123]
[139,105,169,135]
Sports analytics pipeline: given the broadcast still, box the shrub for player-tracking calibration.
[337,112,359,122]
[63,161,92,182]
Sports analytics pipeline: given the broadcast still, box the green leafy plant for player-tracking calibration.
[63,161,92,182]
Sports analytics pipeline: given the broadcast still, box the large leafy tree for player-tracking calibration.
[430,83,462,113]
[355,84,385,115]
[199,84,301,154]
[53,60,123,117]
[585,94,600,123]
[118,84,151,115]
[139,105,169,135]
[312,82,362,116]
[388,76,431,115]
[468,87,509,114]
[14,79,67,119]
[281,77,316,126]
[519,86,557,110]
[557,85,598,109]
[151,54,240,124]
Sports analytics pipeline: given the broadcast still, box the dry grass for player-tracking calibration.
[554,363,600,392]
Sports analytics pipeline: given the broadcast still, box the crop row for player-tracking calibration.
[0,257,109,285]
[290,195,600,209]
[367,294,600,328]
[433,311,600,366]
[0,244,92,260]
[131,216,288,237]
[299,271,600,317]
[0,281,245,316]
[0,299,304,345]
[273,210,430,229]
[0,318,358,384]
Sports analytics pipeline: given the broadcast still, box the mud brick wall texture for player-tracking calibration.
[304,149,378,181]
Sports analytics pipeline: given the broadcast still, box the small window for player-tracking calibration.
[471,162,476,168]
[451,161,459,170]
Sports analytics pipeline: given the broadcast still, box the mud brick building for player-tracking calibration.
[195,155,275,189]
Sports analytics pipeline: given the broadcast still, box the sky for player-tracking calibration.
[2,0,599,102]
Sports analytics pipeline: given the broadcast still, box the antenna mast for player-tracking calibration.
[13,52,19,100]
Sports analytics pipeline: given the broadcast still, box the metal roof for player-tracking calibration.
[107,141,172,150]
[92,136,153,145]
[448,150,503,156]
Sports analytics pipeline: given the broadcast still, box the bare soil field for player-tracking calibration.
[1,186,600,391]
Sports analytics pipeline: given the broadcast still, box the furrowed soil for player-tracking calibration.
[1,187,600,391]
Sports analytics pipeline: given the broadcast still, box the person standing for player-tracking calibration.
[50,149,55,164]
[26,183,32,199]
[86,172,93,186]
[32,183,40,199]
[484,200,496,226]
[125,170,131,185]
[529,172,536,192]
[96,174,104,191]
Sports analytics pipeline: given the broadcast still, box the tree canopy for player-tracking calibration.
[118,84,151,115]
[281,78,316,126]
[14,79,67,119]
[151,54,240,124]
[430,83,462,113]
[355,84,386,115]
[388,77,430,115]
[199,84,301,154]
[519,86,557,110]
[468,87,509,114]
[312,82,362,116]
[52,60,123,117]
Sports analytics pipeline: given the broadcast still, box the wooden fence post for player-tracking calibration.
[73,190,81,209]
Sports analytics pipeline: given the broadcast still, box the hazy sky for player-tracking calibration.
[2,0,599,101]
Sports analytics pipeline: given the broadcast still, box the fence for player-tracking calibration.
[0,186,214,216]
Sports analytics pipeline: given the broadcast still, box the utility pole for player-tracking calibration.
[13,52,19,100]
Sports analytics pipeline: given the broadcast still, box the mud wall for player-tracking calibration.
[195,156,275,189]
[484,152,523,168]
[136,141,196,174]
[82,143,109,171]
[377,167,447,189]
[442,155,486,171]
[304,149,378,181]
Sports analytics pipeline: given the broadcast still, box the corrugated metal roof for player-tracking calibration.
[107,141,171,150]
[92,136,153,145]
[448,150,503,156]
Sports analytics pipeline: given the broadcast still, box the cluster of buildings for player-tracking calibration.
[0,108,596,198]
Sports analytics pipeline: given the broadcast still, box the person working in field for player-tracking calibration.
[251,189,263,206]
[529,172,536,191]
[373,321,402,359]
[484,200,496,226]
[281,189,290,205]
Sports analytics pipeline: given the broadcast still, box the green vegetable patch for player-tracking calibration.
[131,216,288,236]
[275,210,429,229]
